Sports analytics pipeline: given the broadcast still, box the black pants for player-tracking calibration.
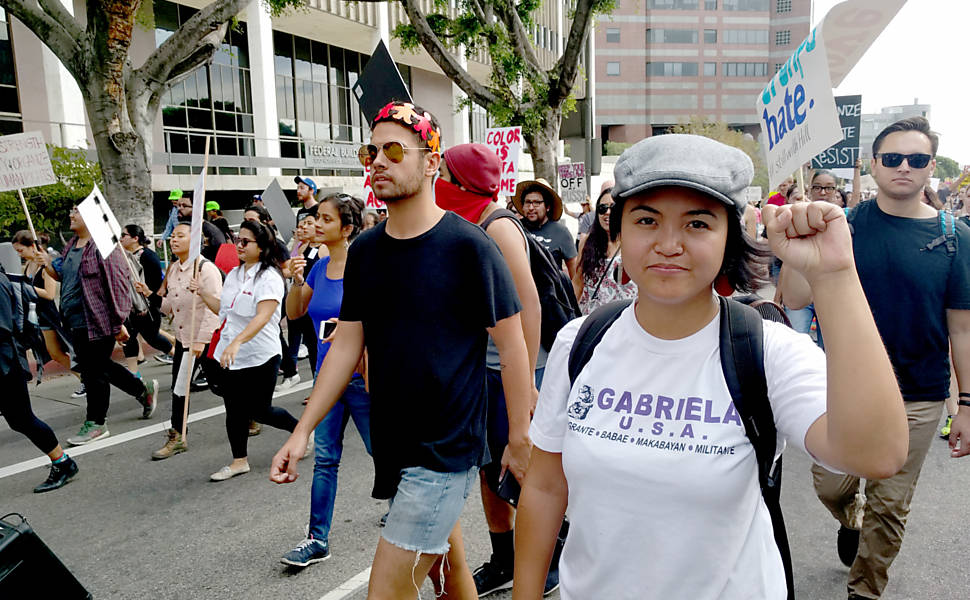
[123,310,173,358]
[169,341,221,434]
[71,328,146,425]
[0,367,58,455]
[279,328,297,378]
[286,314,318,376]
[221,355,297,459]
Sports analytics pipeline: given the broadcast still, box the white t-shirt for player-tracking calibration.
[214,263,284,370]
[530,303,828,600]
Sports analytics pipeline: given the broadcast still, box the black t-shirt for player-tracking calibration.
[523,219,577,269]
[340,211,522,499]
[201,221,226,261]
[850,200,970,401]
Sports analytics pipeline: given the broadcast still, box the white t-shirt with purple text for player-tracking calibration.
[530,302,828,600]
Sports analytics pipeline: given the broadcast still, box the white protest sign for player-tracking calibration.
[757,0,906,190]
[484,127,522,197]
[188,170,206,263]
[0,131,55,192]
[76,185,124,259]
[558,162,586,205]
[261,179,296,243]
[362,166,386,210]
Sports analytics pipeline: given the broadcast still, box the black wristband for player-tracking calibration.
[959,399,970,408]
[959,392,970,398]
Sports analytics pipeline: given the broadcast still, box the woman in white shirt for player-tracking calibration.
[195,220,299,481]
[513,135,909,600]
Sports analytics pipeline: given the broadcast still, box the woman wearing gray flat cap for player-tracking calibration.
[513,134,908,600]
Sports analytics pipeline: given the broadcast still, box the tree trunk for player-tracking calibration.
[525,107,562,183]
[85,94,155,236]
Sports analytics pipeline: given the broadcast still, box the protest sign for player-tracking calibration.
[362,166,386,210]
[261,179,296,243]
[558,162,586,205]
[758,0,906,190]
[484,127,522,197]
[188,137,209,263]
[0,131,55,192]
[77,185,124,260]
[811,94,862,173]
[0,242,20,276]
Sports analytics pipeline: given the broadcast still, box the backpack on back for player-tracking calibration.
[481,209,580,351]
[566,296,795,600]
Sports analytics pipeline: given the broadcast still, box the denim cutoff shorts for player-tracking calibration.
[381,465,479,555]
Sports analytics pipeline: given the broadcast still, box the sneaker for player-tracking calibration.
[543,568,560,596]
[139,378,158,419]
[152,428,187,460]
[297,344,309,360]
[190,375,209,392]
[33,456,79,493]
[154,353,174,365]
[378,512,388,528]
[210,463,250,481]
[276,374,301,392]
[280,537,330,567]
[67,421,109,446]
[248,421,262,437]
[70,383,86,399]
[940,415,953,440]
[837,525,860,567]
[472,560,514,597]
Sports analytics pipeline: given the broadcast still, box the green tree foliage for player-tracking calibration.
[667,117,768,193]
[0,147,103,243]
[934,155,961,180]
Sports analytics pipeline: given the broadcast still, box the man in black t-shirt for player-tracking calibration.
[781,117,970,599]
[513,179,579,279]
[176,194,225,261]
[271,101,533,597]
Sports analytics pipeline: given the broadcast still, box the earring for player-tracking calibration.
[714,273,733,297]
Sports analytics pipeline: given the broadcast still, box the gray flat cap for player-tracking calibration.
[612,134,754,214]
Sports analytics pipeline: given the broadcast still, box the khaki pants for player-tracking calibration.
[811,400,943,599]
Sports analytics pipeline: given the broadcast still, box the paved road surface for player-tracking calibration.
[2,358,968,599]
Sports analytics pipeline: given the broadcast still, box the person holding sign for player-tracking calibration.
[513,134,907,600]
[271,101,533,600]
[150,220,223,460]
[781,117,970,599]
[37,207,158,445]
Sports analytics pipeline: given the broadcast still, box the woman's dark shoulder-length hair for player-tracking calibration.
[609,190,771,294]
[238,219,285,278]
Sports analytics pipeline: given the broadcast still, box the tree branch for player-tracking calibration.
[493,0,543,81]
[550,0,596,104]
[37,0,84,39]
[400,0,498,109]
[2,0,83,79]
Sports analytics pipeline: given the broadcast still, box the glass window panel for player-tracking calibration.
[703,62,716,76]
[161,106,187,129]
[215,135,237,155]
[279,119,297,138]
[189,135,208,154]
[237,114,253,133]
[154,0,179,34]
[274,32,293,76]
[167,132,189,154]
[187,108,211,130]
[704,29,717,43]
[281,139,301,158]
[312,42,328,83]
[0,85,20,113]
[0,118,22,135]
[214,111,235,132]
[331,47,346,87]
[294,37,312,81]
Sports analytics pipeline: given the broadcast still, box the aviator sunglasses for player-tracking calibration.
[358,142,431,167]
[874,153,932,169]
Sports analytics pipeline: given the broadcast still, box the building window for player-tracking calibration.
[156,0,254,174]
[647,0,700,9]
[703,62,716,76]
[646,62,699,76]
[0,8,22,135]
[722,62,768,77]
[775,30,791,45]
[776,0,792,12]
[606,61,621,76]
[723,0,770,10]
[646,28,699,44]
[723,29,769,44]
[705,0,717,8]
[775,63,784,72]
[606,28,620,43]
[469,104,491,143]
[703,29,717,43]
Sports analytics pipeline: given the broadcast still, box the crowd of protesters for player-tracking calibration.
[2,105,969,600]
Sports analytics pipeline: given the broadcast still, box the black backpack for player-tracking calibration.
[567,296,795,600]
[481,209,580,351]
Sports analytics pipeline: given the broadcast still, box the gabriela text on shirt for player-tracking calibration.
[566,384,741,456]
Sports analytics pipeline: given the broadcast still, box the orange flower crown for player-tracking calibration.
[372,101,441,154]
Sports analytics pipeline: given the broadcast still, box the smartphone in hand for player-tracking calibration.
[320,320,337,340]
[496,471,521,507]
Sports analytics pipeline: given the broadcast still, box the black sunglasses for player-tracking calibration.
[596,203,613,215]
[875,153,932,169]
[358,142,430,167]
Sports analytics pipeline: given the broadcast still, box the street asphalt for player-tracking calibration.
[2,355,968,599]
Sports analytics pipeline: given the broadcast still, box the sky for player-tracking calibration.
[811,0,968,165]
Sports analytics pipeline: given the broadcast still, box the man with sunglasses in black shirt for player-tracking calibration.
[781,116,970,599]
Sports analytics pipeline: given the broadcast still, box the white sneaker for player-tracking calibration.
[276,374,301,392]
[297,344,309,359]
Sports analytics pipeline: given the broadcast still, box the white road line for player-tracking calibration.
[0,380,314,481]
[318,567,371,600]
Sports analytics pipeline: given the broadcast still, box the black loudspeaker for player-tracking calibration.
[0,514,92,599]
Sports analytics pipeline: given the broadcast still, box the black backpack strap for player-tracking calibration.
[480,208,518,230]
[567,300,631,386]
[718,296,793,600]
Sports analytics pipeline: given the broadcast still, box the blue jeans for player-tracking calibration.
[786,304,824,350]
[308,376,372,542]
